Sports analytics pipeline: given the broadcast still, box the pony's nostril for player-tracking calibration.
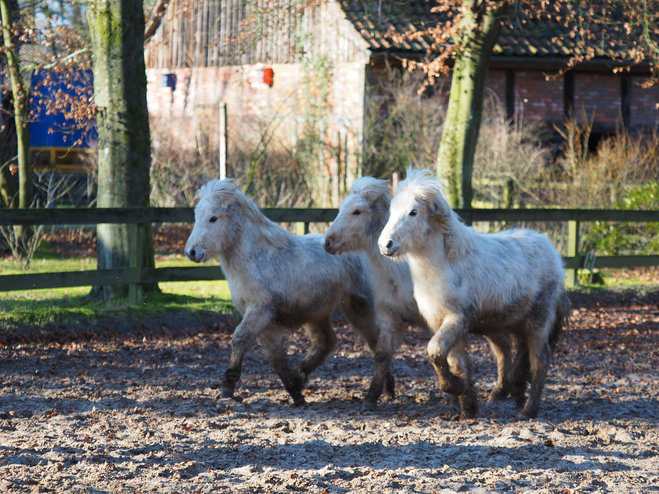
[324,238,331,249]
[189,248,196,258]
[386,240,393,249]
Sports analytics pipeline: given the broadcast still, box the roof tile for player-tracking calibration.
[338,0,646,61]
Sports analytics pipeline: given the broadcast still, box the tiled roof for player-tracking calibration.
[337,0,642,60]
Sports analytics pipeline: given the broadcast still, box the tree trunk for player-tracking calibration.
[436,2,509,209]
[0,0,30,211]
[87,0,157,301]
[0,162,17,207]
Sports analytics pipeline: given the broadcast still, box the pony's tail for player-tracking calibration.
[550,290,571,352]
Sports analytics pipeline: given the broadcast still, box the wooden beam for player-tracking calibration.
[565,220,580,287]
[0,269,139,292]
[140,266,225,283]
[4,207,659,227]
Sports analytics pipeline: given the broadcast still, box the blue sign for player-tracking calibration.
[29,70,98,149]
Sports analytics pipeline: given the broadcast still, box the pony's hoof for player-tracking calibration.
[518,408,538,420]
[459,395,479,420]
[292,396,307,407]
[220,390,234,399]
[362,401,377,412]
[384,373,396,399]
[488,387,509,403]
[512,395,527,408]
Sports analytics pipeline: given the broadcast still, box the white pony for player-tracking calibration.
[185,179,392,407]
[378,169,569,419]
[323,177,515,413]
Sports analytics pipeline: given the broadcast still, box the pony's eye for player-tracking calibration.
[209,216,218,223]
[352,210,362,216]
[409,209,418,217]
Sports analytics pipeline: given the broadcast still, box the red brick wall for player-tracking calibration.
[574,73,621,128]
[515,71,563,122]
[485,70,507,113]
[630,77,659,130]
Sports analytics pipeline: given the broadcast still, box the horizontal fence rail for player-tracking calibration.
[3,207,659,226]
[0,207,341,226]
[1,207,658,300]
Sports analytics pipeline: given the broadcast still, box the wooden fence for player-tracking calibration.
[1,207,658,304]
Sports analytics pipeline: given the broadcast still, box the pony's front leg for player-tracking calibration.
[221,308,271,399]
[428,314,477,419]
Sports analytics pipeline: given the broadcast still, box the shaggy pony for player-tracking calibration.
[185,179,392,407]
[378,169,569,419]
[323,177,515,411]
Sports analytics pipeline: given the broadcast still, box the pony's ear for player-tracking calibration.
[197,182,210,200]
[427,194,451,232]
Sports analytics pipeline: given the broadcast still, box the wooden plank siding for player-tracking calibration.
[144,0,371,68]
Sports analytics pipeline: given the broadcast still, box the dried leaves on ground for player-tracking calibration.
[0,294,658,493]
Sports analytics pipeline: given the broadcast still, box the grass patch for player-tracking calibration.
[1,255,657,334]
[0,256,235,332]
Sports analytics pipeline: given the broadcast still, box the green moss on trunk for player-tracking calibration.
[0,0,31,212]
[436,2,509,209]
[87,0,157,301]
[0,162,17,207]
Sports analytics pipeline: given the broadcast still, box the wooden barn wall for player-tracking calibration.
[144,0,371,69]
[147,61,368,192]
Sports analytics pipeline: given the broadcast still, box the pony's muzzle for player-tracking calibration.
[322,236,339,255]
[379,239,399,257]
[185,246,206,263]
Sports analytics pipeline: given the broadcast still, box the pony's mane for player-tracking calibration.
[202,179,292,250]
[350,177,390,203]
[350,177,392,235]
[398,168,475,262]
[398,168,446,206]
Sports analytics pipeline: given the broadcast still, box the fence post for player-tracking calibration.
[566,220,579,288]
[503,179,514,209]
[219,102,228,179]
[128,223,144,306]
[296,222,310,235]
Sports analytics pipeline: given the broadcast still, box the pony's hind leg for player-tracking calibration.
[365,316,403,407]
[258,326,307,407]
[294,318,338,390]
[519,333,552,419]
[509,338,529,408]
[222,308,272,400]
[484,332,513,402]
[342,293,396,410]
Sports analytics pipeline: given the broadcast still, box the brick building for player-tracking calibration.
[144,0,659,183]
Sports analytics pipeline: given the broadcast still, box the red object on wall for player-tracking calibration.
[263,68,274,86]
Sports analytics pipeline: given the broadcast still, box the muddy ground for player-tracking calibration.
[1,293,658,493]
